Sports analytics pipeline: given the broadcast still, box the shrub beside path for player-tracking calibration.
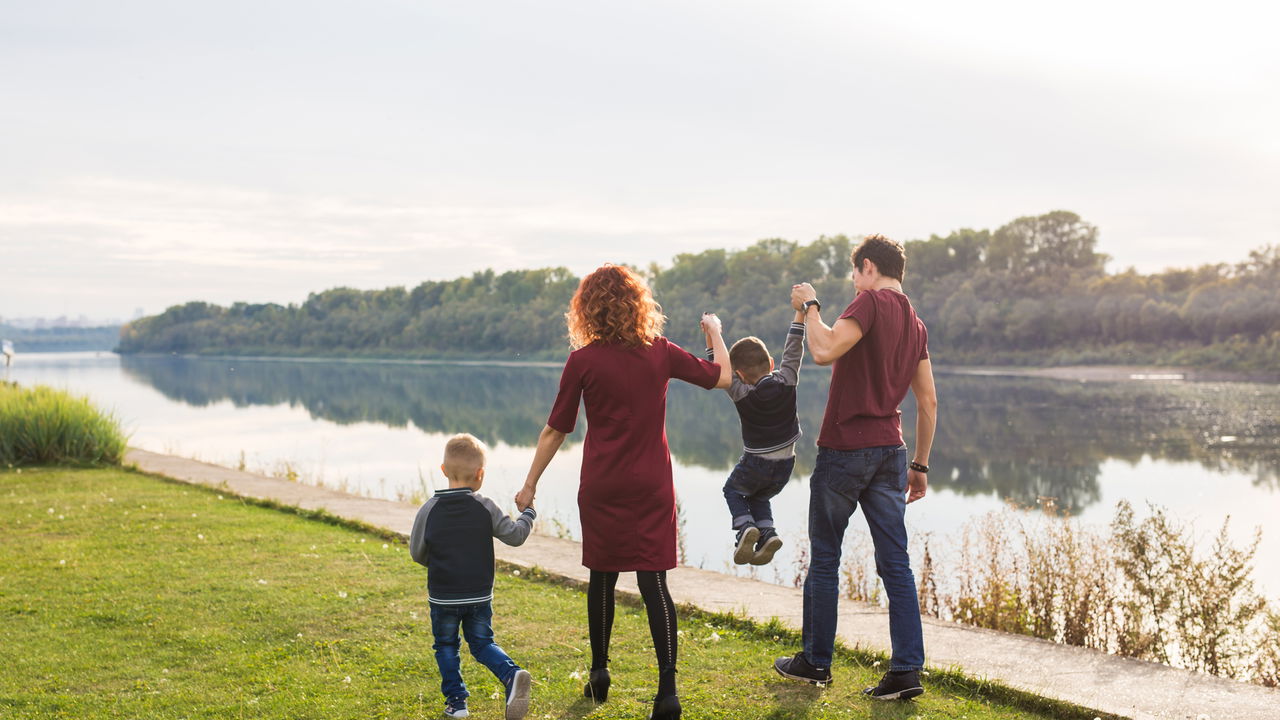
[126,448,1279,720]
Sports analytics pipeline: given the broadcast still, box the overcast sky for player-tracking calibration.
[3,0,1277,320]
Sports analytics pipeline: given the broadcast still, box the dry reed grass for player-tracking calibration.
[794,499,1279,686]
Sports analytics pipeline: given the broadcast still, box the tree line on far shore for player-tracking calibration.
[115,210,1280,371]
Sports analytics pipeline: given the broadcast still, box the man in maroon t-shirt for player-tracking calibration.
[772,234,938,701]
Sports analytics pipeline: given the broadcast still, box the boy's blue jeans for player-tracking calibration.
[802,445,924,672]
[723,453,795,530]
[430,601,520,703]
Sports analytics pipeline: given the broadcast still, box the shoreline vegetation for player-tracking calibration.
[0,382,127,466]
[1,465,1108,720]
[852,500,1280,687]
[112,210,1280,374]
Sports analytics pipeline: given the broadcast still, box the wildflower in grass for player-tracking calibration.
[47,508,53,514]
[257,579,267,585]
[197,534,205,540]
[513,569,521,576]
[337,591,348,598]
[58,559,65,565]
[709,632,721,642]
[342,676,351,683]
[382,543,388,549]
[569,670,581,680]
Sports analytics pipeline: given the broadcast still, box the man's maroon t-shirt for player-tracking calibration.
[817,288,929,451]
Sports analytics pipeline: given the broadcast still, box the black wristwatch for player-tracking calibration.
[802,299,821,314]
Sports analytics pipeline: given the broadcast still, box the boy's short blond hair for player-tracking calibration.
[730,336,772,381]
[442,433,487,481]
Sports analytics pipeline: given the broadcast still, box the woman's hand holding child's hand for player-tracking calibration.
[514,484,535,512]
[700,312,723,335]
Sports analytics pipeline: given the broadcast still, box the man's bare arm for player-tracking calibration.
[907,358,937,504]
[805,315,863,366]
[791,283,864,365]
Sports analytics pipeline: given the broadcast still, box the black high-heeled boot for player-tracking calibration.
[583,668,611,702]
[648,694,681,720]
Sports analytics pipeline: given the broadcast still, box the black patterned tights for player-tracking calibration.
[587,569,678,699]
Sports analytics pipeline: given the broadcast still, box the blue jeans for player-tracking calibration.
[430,601,520,703]
[723,453,795,530]
[802,445,923,671]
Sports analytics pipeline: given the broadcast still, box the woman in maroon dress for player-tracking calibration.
[515,264,730,720]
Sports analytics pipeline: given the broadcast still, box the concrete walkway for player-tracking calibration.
[126,448,1279,720]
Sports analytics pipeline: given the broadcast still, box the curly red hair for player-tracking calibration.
[566,264,666,349]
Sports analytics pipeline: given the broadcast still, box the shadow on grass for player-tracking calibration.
[869,699,926,720]
[554,696,598,720]
[763,678,822,719]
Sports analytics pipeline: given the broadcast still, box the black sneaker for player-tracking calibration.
[773,652,832,685]
[750,528,783,565]
[862,670,923,700]
[504,668,532,719]
[733,525,760,565]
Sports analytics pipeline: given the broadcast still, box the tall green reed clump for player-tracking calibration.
[0,382,127,465]
[897,499,1279,686]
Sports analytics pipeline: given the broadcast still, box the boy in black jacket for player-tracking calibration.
[705,310,806,566]
[410,433,535,720]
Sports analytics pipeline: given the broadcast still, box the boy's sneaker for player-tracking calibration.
[443,698,469,718]
[862,670,924,700]
[750,528,783,565]
[733,525,760,565]
[504,668,532,720]
[773,652,832,685]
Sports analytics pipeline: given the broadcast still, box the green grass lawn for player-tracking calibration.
[0,467,1100,719]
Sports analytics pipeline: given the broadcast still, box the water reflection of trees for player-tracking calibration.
[121,356,583,448]
[122,356,1280,511]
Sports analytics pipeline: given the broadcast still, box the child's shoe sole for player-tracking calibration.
[751,535,784,565]
[505,669,532,720]
[733,527,760,564]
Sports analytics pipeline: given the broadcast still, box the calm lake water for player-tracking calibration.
[10,352,1280,596]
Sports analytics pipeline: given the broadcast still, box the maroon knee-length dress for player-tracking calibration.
[546,336,721,572]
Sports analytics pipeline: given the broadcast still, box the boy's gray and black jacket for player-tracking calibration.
[707,321,805,454]
[409,488,536,606]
